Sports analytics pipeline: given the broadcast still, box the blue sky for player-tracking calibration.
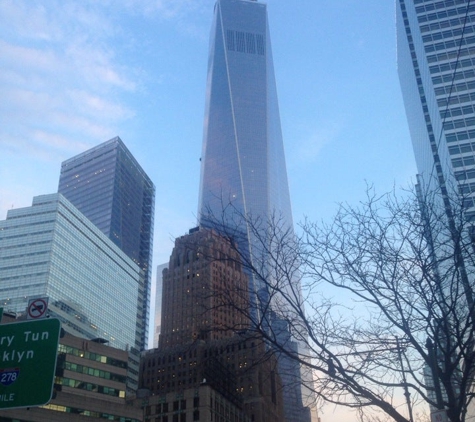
[0,1,417,419]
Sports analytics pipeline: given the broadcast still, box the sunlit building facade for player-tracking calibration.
[58,136,155,352]
[153,262,167,348]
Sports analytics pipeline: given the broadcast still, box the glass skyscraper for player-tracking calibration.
[58,137,155,351]
[198,0,293,236]
[397,1,475,415]
[0,194,142,390]
[198,1,311,421]
[397,0,475,217]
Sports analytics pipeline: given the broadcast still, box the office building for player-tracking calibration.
[198,0,293,247]
[140,335,284,422]
[153,263,167,348]
[141,227,285,422]
[0,193,142,390]
[197,1,311,420]
[397,1,475,417]
[58,136,155,351]
[159,227,249,349]
[397,0,475,216]
[0,312,142,422]
[138,384,251,422]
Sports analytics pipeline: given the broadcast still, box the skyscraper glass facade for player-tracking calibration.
[198,0,293,237]
[397,0,475,219]
[198,2,310,420]
[0,194,140,352]
[58,137,155,351]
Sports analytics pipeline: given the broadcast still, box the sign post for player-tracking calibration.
[0,318,61,409]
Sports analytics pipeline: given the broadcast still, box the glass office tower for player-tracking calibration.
[58,137,155,351]
[198,1,311,421]
[198,0,293,238]
[0,194,141,390]
[397,0,475,217]
[397,1,475,415]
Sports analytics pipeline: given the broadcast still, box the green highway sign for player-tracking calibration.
[0,318,61,409]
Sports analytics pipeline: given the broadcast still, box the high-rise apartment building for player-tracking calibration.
[0,194,142,390]
[397,0,475,215]
[58,136,155,351]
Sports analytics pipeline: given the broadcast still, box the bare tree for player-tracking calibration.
[198,185,475,422]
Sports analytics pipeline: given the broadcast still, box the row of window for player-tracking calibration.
[431,57,475,75]
[459,182,475,195]
[448,140,475,155]
[149,413,194,422]
[226,30,265,56]
[41,403,140,421]
[433,70,475,91]
[420,14,475,33]
[428,45,475,64]
[417,4,475,21]
[438,91,475,110]
[62,360,127,383]
[438,103,475,120]
[58,344,128,368]
[56,376,126,398]
[423,24,474,43]
[414,0,465,13]
[455,168,475,181]
[425,34,475,54]
[443,116,475,131]
[452,155,475,167]
[446,128,475,143]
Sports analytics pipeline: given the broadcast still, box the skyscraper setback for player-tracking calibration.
[58,136,155,351]
[397,0,475,217]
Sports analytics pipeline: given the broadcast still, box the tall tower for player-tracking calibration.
[397,2,475,415]
[0,194,142,391]
[58,136,155,351]
[397,0,475,218]
[198,2,311,421]
[198,0,293,245]
[159,227,250,349]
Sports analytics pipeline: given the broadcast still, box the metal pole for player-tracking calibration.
[396,337,414,422]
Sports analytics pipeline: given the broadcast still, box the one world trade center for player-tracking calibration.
[198,0,293,265]
[198,1,312,421]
